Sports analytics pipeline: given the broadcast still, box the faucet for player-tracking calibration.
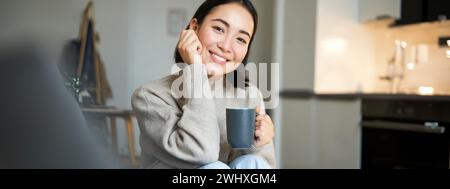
[379,40,406,94]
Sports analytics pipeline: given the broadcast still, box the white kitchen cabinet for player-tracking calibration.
[280,97,361,168]
[281,99,315,168]
[359,0,400,22]
[313,99,361,168]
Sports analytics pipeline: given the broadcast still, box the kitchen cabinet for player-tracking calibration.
[361,96,450,168]
[397,0,450,25]
[280,97,361,168]
[314,99,361,168]
[359,0,400,22]
[281,99,315,168]
[426,0,450,22]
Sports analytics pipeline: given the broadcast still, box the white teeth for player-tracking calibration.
[212,53,226,62]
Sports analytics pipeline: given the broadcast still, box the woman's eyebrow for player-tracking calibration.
[211,18,251,38]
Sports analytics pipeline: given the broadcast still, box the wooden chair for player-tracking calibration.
[82,107,139,166]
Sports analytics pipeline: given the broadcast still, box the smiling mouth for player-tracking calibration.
[209,51,229,65]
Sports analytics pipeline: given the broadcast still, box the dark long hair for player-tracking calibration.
[174,0,258,88]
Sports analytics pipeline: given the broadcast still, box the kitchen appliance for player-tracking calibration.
[361,96,450,169]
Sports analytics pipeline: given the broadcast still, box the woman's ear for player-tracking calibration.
[188,19,199,31]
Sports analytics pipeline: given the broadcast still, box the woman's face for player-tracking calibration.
[191,3,254,76]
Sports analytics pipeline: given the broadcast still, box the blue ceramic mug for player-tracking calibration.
[226,107,256,149]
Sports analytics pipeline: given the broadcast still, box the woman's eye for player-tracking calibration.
[213,26,224,33]
[237,37,247,44]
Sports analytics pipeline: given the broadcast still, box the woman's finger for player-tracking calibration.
[259,121,268,128]
[179,30,188,42]
[178,30,197,50]
[256,106,266,115]
[183,39,198,55]
[256,115,266,121]
[256,121,267,129]
[254,129,262,137]
[185,31,202,54]
[180,35,196,51]
[178,30,189,46]
[177,29,203,64]
[184,32,198,44]
[187,38,202,53]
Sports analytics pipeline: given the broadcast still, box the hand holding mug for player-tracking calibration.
[254,106,274,147]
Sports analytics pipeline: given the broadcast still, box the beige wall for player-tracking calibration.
[315,0,376,93]
[282,0,317,90]
[315,0,450,95]
[249,0,275,64]
[359,0,400,22]
[370,21,450,94]
[0,0,88,64]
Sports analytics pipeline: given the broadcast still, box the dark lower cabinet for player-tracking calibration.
[362,127,449,169]
[397,0,450,25]
[361,97,450,169]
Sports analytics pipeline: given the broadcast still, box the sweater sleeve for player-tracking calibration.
[132,64,220,168]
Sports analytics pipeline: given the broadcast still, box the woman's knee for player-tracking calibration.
[198,161,230,169]
[229,154,271,169]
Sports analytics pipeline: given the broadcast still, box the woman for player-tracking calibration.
[132,0,275,169]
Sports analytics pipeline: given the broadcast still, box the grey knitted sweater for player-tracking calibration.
[131,65,276,169]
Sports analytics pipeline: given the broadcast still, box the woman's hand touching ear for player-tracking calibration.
[177,30,203,64]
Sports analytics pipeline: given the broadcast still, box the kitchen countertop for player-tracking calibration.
[280,90,450,101]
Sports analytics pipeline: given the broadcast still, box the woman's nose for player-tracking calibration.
[218,38,232,53]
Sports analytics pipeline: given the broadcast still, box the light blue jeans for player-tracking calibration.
[199,154,271,169]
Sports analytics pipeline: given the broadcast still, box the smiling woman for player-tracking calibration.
[132,0,276,169]
[174,0,257,76]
